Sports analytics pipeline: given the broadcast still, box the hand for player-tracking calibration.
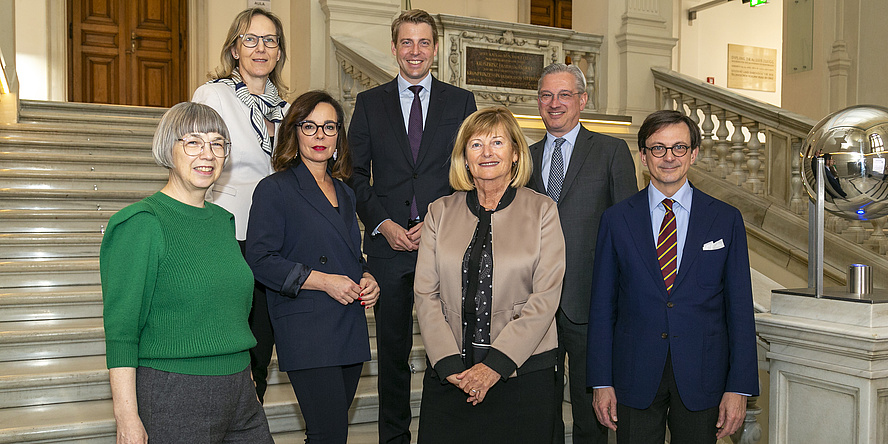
[445,374,461,386]
[405,221,423,243]
[115,413,148,444]
[716,392,746,439]
[592,387,618,431]
[456,363,500,405]
[378,220,419,251]
[322,274,362,305]
[358,272,380,308]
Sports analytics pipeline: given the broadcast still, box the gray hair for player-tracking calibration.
[152,102,230,169]
[537,63,586,94]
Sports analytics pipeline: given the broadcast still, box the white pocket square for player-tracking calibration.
[702,239,725,251]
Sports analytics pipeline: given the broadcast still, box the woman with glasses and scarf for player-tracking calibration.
[246,91,380,443]
[192,8,290,403]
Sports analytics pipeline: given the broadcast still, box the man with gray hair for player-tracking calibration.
[528,63,637,444]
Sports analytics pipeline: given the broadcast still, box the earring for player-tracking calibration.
[234,54,239,59]
[333,149,338,161]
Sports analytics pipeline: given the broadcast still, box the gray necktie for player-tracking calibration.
[547,137,566,201]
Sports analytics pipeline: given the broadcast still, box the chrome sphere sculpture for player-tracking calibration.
[802,105,888,220]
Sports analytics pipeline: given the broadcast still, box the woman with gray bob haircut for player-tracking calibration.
[101,101,273,443]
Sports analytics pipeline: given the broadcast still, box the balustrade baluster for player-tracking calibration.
[661,87,673,110]
[675,94,685,115]
[745,123,764,194]
[790,137,806,214]
[865,217,888,254]
[731,396,763,444]
[714,110,731,179]
[843,219,867,244]
[729,115,748,186]
[699,105,715,171]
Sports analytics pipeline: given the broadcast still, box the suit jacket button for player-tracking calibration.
[413,173,418,179]
[320,256,327,264]
[405,200,410,206]
[512,314,520,320]
[661,332,668,339]
[666,302,674,308]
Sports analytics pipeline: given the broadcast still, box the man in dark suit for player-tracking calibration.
[347,9,477,444]
[588,110,759,443]
[528,63,637,444]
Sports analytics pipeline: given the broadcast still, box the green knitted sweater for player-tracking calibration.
[101,191,256,375]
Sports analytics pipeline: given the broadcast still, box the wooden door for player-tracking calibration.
[530,0,572,29]
[68,0,187,107]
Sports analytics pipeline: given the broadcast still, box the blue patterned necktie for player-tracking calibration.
[547,137,566,202]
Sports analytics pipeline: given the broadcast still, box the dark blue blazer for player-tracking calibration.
[586,186,759,411]
[246,163,370,372]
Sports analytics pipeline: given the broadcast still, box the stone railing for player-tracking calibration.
[331,35,398,124]
[653,67,888,289]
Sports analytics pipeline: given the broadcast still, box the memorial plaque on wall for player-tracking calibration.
[465,47,544,91]
[727,44,777,92]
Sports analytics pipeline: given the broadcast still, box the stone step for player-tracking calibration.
[0,152,162,174]
[0,121,157,140]
[0,169,167,191]
[0,233,103,259]
[0,136,152,155]
[0,285,103,322]
[19,99,165,128]
[0,189,149,211]
[271,421,420,444]
[0,257,100,289]
[0,317,105,362]
[0,210,116,234]
[0,371,424,444]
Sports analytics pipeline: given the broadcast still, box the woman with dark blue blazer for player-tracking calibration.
[246,91,379,443]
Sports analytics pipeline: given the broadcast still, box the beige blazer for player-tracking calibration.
[414,187,565,378]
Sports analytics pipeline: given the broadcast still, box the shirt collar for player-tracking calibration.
[648,179,693,214]
[397,72,433,95]
[546,122,582,148]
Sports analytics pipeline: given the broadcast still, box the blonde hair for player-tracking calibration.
[449,107,532,191]
[212,8,288,96]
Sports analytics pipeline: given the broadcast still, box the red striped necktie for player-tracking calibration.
[657,198,677,293]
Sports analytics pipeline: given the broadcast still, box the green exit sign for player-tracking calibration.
[750,0,768,6]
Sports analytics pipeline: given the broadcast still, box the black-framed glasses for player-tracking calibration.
[538,90,582,104]
[178,135,230,158]
[644,144,691,158]
[298,121,341,137]
[239,34,280,48]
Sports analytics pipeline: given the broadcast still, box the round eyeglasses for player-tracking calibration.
[644,144,691,158]
[298,121,341,137]
[178,136,230,158]
[239,34,280,48]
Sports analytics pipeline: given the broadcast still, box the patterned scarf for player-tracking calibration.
[212,69,286,156]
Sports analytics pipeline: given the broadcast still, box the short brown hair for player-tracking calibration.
[450,107,532,191]
[391,9,438,45]
[637,110,701,152]
[274,91,352,179]
[213,8,288,96]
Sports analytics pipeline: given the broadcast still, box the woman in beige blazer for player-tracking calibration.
[414,107,566,444]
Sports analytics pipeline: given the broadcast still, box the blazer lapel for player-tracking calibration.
[560,126,593,200]
[334,181,363,261]
[529,138,546,193]
[382,78,414,166]
[293,165,355,255]
[672,187,717,291]
[624,189,669,299]
[415,77,444,166]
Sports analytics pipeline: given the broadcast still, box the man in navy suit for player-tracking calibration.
[587,110,759,443]
[347,9,476,444]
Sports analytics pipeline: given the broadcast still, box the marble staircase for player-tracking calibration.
[0,100,431,443]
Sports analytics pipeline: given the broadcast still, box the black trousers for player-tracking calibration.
[615,352,719,444]
[553,309,609,444]
[288,363,363,444]
[238,240,275,403]
[368,252,417,444]
[417,364,557,444]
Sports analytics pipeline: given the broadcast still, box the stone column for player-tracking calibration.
[757,289,888,443]
[613,0,677,124]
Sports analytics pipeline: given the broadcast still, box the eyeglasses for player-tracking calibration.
[178,136,230,158]
[538,91,582,104]
[297,121,341,137]
[644,144,691,158]
[239,34,280,48]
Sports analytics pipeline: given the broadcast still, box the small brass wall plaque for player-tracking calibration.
[727,44,777,92]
